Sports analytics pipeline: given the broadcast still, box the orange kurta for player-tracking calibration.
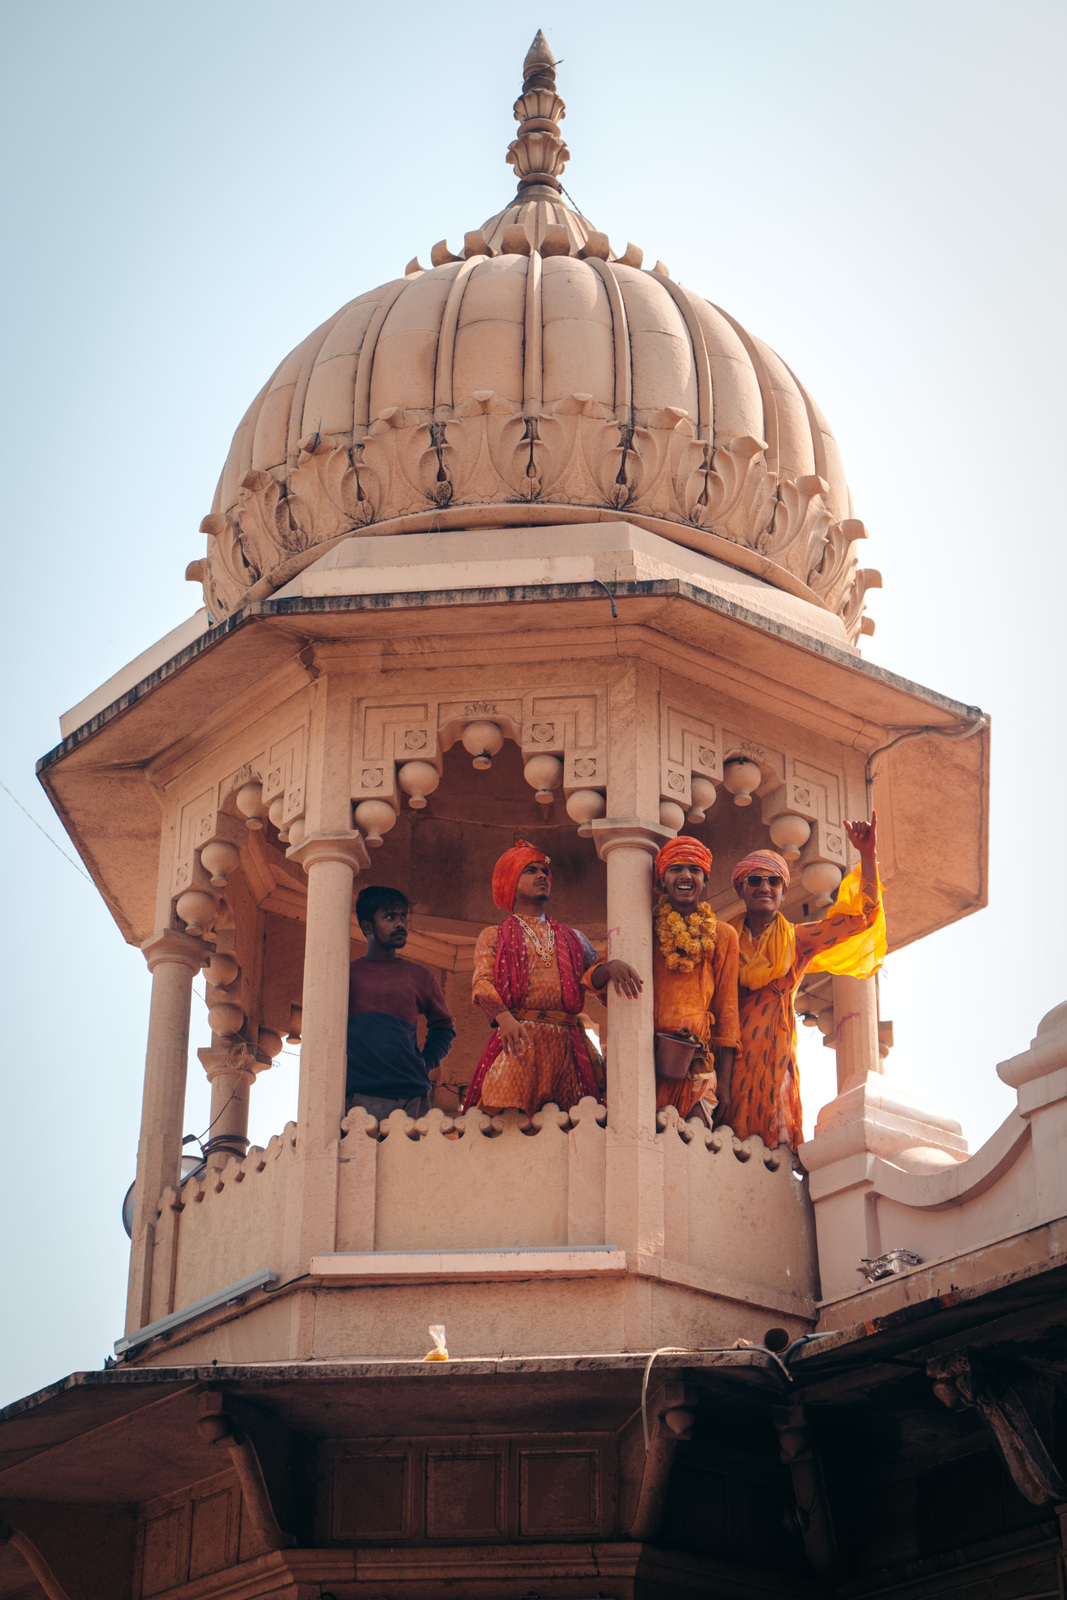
[471,921,603,1115]
[653,921,741,1118]
[725,865,881,1150]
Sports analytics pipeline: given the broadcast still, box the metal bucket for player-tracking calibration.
[654,1032,699,1080]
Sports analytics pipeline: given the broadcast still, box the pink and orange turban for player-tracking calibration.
[493,840,551,912]
[731,849,790,895]
[654,837,713,886]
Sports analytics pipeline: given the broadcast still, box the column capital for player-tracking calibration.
[197,1044,260,1083]
[589,818,675,862]
[141,928,204,973]
[286,829,370,876]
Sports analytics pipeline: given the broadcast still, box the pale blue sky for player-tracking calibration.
[1,0,1063,1405]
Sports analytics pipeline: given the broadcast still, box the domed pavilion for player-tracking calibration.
[10,33,1065,1600]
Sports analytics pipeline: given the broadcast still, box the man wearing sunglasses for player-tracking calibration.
[723,813,884,1152]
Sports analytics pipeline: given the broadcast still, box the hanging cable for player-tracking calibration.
[0,778,96,882]
[864,710,986,812]
[639,1342,794,1453]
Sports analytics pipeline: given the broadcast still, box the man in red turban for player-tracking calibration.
[723,815,884,1151]
[465,841,642,1116]
[651,837,740,1124]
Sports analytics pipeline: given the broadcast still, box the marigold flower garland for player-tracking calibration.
[654,894,718,973]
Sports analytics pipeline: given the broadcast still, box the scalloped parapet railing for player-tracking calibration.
[152,1098,817,1336]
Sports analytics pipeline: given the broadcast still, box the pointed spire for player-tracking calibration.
[507,29,570,195]
[523,28,556,85]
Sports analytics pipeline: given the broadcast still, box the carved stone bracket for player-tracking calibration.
[772,1404,838,1574]
[0,1523,73,1600]
[628,1381,697,1540]
[196,1390,294,1549]
[928,1349,1067,1507]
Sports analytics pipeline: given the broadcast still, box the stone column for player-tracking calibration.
[282,831,369,1272]
[831,973,881,1093]
[125,928,203,1334]
[591,818,672,1259]
[199,1044,257,1171]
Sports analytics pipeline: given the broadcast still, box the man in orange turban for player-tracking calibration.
[651,837,740,1125]
[722,814,884,1151]
[465,841,642,1116]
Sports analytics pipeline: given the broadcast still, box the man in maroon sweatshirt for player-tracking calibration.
[346,884,456,1122]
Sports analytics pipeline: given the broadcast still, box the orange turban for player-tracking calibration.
[654,837,713,885]
[492,840,551,912]
[731,849,790,894]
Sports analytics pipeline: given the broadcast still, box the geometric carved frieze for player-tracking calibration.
[521,693,604,793]
[351,689,607,806]
[660,700,849,870]
[260,724,308,828]
[761,759,847,869]
[170,722,311,896]
[352,702,441,808]
[173,786,218,896]
[660,701,724,808]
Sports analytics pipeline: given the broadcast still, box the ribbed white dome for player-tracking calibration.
[191,34,878,641]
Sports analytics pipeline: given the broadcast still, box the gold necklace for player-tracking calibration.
[516,913,556,965]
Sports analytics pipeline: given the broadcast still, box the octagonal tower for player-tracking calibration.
[38,34,990,1380]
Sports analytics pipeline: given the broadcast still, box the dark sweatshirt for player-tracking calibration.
[346,956,456,1100]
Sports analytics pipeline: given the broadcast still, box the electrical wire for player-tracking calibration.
[0,777,96,882]
[864,711,987,811]
[639,1342,794,1453]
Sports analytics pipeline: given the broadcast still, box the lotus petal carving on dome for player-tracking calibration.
[233,469,307,582]
[445,392,537,505]
[624,408,707,523]
[807,517,867,609]
[356,410,442,523]
[286,438,372,544]
[199,511,254,619]
[761,474,832,568]
[685,435,777,547]
[533,395,629,509]
[840,566,882,643]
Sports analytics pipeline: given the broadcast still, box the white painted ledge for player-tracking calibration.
[309,1247,627,1283]
[277,522,853,650]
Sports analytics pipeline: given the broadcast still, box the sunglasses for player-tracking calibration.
[745,873,784,888]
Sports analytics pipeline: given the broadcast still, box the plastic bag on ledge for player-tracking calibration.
[424,1324,448,1361]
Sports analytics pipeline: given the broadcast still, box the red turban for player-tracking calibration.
[731,849,790,894]
[492,840,551,912]
[654,837,713,886]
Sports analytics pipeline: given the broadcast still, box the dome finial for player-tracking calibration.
[507,29,570,195]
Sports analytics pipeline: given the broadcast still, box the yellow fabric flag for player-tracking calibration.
[808,864,887,980]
